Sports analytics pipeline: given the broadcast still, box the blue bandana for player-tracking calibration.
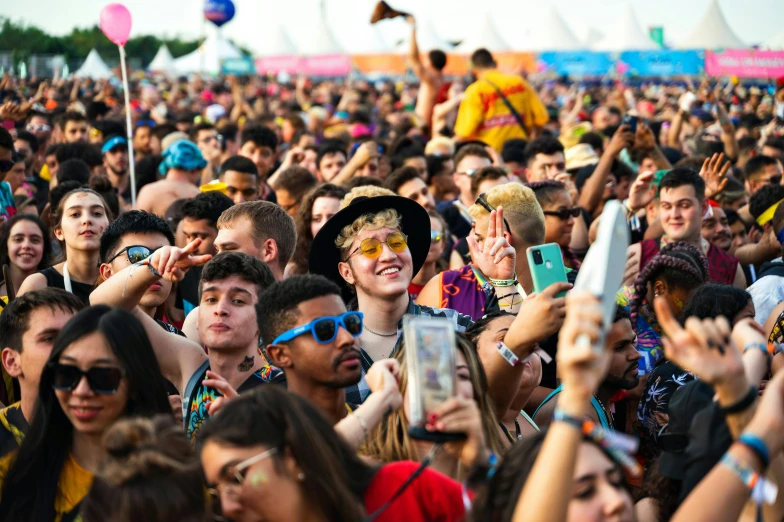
[159,140,207,175]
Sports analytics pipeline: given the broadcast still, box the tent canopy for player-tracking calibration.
[256,25,298,57]
[593,6,659,51]
[174,30,242,75]
[576,27,605,49]
[300,19,344,56]
[341,24,392,55]
[764,28,784,50]
[514,7,581,51]
[74,49,112,79]
[147,44,177,74]
[675,0,745,50]
[454,15,510,54]
[396,19,452,54]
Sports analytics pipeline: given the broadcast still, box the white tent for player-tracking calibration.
[764,29,784,50]
[299,19,344,56]
[147,45,177,75]
[593,6,659,51]
[576,27,605,49]
[340,24,392,55]
[513,7,581,51]
[454,15,510,53]
[74,49,112,79]
[256,26,298,56]
[395,19,452,53]
[675,0,745,49]
[174,30,242,75]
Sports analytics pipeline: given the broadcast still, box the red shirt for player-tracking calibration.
[363,461,467,522]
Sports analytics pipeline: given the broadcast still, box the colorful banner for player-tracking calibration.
[706,50,784,78]
[538,51,614,76]
[620,50,704,76]
[352,54,406,74]
[255,55,351,77]
[221,57,255,75]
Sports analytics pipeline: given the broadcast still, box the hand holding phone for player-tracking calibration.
[622,114,638,134]
[527,243,568,298]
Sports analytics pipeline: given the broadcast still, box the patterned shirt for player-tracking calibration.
[345,299,474,405]
[617,286,663,376]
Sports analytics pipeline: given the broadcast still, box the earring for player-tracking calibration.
[297,472,305,481]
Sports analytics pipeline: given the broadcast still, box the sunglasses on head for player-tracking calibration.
[542,207,581,220]
[107,245,160,265]
[345,231,408,261]
[0,160,14,173]
[475,193,512,235]
[26,123,51,133]
[430,230,443,243]
[272,312,364,345]
[50,363,126,394]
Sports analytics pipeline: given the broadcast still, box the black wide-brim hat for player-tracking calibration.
[309,195,431,287]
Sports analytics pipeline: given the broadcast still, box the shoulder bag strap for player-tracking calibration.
[484,78,527,133]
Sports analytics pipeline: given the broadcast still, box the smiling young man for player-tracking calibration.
[0,289,84,456]
[90,250,278,443]
[259,274,366,423]
[625,168,744,288]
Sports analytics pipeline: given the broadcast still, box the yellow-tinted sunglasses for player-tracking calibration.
[345,231,408,261]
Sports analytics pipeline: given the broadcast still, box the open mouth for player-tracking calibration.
[377,266,401,276]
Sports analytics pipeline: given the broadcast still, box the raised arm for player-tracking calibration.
[405,16,425,80]
[578,125,634,213]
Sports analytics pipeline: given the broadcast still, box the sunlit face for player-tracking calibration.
[105,232,172,310]
[197,129,222,161]
[527,152,566,182]
[728,220,748,256]
[182,218,218,256]
[338,226,413,300]
[240,142,275,178]
[604,319,640,390]
[54,331,129,436]
[658,185,703,242]
[7,162,26,193]
[397,177,435,211]
[7,219,44,273]
[54,192,110,252]
[565,443,635,522]
[543,189,575,247]
[223,171,259,205]
[403,156,428,179]
[318,152,347,182]
[454,155,492,199]
[426,216,445,264]
[310,197,341,239]
[198,275,260,351]
[701,206,731,251]
[215,218,263,259]
[64,120,89,143]
[103,146,128,176]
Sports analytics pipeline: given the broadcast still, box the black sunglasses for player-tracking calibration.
[475,193,512,235]
[0,160,14,173]
[542,207,581,220]
[107,245,160,265]
[51,363,126,394]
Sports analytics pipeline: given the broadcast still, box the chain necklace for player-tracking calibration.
[593,393,615,427]
[364,324,397,337]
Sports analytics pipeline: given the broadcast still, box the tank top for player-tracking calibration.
[639,237,738,286]
[39,267,94,306]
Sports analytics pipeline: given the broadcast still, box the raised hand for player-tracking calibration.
[466,207,516,281]
[627,170,656,212]
[428,396,487,468]
[204,370,239,416]
[503,281,572,351]
[605,124,635,158]
[634,123,657,151]
[366,358,403,411]
[699,152,731,199]
[149,239,213,282]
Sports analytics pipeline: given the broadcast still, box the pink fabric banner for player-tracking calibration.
[255,55,351,76]
[705,50,784,78]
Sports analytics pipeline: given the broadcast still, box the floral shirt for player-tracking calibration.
[617,286,663,376]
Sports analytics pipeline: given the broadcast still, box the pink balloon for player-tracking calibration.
[100,3,132,46]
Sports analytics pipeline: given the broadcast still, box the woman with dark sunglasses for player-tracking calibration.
[0,305,172,522]
[528,180,586,270]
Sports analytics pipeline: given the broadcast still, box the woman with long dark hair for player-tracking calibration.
[200,385,468,522]
[0,305,172,522]
[0,214,52,300]
[287,183,347,276]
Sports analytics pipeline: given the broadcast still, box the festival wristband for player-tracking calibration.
[720,453,778,505]
[497,342,553,366]
[144,259,162,278]
[489,276,518,287]
[743,342,772,358]
[719,386,758,415]
[738,434,771,469]
[352,411,369,439]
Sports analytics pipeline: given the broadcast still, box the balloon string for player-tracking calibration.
[118,44,137,209]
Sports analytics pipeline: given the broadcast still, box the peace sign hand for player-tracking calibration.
[466,207,516,282]
[149,239,213,282]
[699,152,731,199]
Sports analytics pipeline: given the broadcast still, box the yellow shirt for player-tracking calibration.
[454,70,549,151]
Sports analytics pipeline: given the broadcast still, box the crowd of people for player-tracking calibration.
[0,31,782,521]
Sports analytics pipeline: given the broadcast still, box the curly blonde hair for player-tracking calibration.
[335,209,401,258]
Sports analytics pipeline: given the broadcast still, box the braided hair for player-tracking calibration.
[630,241,708,326]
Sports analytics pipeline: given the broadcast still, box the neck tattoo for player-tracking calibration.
[238,355,254,372]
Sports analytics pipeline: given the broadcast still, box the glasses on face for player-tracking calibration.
[0,160,14,173]
[542,207,581,220]
[345,231,408,261]
[26,123,51,133]
[430,230,443,243]
[272,312,364,345]
[475,193,512,235]
[457,169,479,177]
[106,245,160,265]
[208,447,280,519]
[50,363,126,394]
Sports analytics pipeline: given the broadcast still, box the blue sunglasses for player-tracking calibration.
[272,312,364,345]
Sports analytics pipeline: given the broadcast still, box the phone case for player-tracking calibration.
[526,243,568,297]
[403,316,465,442]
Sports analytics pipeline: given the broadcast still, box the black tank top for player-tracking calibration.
[39,266,94,306]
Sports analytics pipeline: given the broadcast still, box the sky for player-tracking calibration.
[2,0,783,56]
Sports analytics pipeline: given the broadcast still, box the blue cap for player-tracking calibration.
[101,135,128,155]
[159,140,207,175]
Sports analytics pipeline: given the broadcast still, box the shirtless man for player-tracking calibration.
[137,140,205,216]
[406,15,447,130]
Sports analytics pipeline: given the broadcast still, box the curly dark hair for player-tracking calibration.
[289,184,347,275]
[631,241,709,327]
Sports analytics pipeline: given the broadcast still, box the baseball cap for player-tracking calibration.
[101,135,128,155]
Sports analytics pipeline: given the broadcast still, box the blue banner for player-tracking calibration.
[538,52,615,76]
[619,50,705,76]
[222,57,255,75]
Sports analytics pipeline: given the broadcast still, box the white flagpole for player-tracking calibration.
[118,45,137,209]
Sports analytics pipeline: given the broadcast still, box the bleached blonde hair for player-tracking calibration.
[425,136,455,156]
[468,182,545,244]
